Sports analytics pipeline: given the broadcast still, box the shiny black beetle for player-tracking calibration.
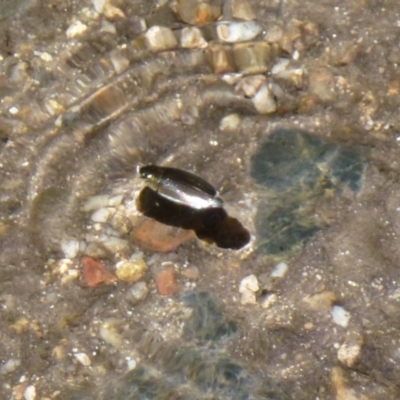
[139,165,223,210]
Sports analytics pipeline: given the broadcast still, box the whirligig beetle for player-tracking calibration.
[139,165,223,210]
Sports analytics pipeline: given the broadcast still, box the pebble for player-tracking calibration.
[144,26,178,52]
[176,0,222,26]
[252,83,277,114]
[270,261,289,278]
[303,291,337,312]
[233,42,274,74]
[223,0,256,21]
[264,24,283,44]
[115,258,148,283]
[66,20,88,39]
[110,50,129,74]
[216,21,261,43]
[9,106,19,115]
[132,219,195,252]
[0,358,21,374]
[337,341,362,367]
[91,0,105,14]
[74,352,91,367]
[108,194,124,207]
[219,113,241,132]
[99,319,123,347]
[111,212,133,235]
[273,65,304,89]
[127,281,149,304]
[85,242,111,259]
[60,238,80,259]
[127,359,137,371]
[103,2,125,19]
[101,236,129,254]
[239,274,259,293]
[240,290,257,305]
[271,58,290,75]
[81,256,117,287]
[10,62,29,84]
[180,27,208,49]
[155,264,177,295]
[12,384,26,400]
[261,293,277,308]
[207,43,235,74]
[331,305,351,327]
[44,99,64,115]
[92,0,125,18]
[235,74,266,97]
[221,73,242,85]
[239,274,259,305]
[278,20,302,55]
[100,20,117,35]
[330,366,360,400]
[23,385,36,400]
[82,195,109,212]
[91,207,113,223]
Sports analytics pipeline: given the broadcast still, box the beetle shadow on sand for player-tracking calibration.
[137,187,250,250]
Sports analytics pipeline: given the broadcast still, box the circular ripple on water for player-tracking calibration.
[0,0,377,398]
[0,0,340,261]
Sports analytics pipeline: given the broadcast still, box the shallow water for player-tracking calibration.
[1,0,400,399]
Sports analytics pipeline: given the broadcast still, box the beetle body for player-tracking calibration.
[139,165,223,210]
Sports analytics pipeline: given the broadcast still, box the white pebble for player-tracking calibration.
[216,20,261,43]
[129,281,149,302]
[91,0,105,13]
[61,238,80,259]
[127,359,137,371]
[66,20,88,38]
[108,194,124,207]
[39,52,53,62]
[110,51,129,73]
[252,83,277,114]
[145,26,178,52]
[240,290,257,305]
[0,358,21,374]
[101,236,129,254]
[331,305,351,327]
[221,73,243,85]
[180,27,208,49]
[82,195,109,212]
[239,274,259,293]
[9,106,19,115]
[261,293,278,308]
[271,58,290,75]
[91,207,112,223]
[219,113,241,132]
[24,385,36,400]
[270,261,288,278]
[235,74,266,97]
[101,20,117,35]
[74,352,91,366]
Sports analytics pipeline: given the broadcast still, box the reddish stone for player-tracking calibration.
[155,265,178,296]
[132,219,195,252]
[81,256,117,287]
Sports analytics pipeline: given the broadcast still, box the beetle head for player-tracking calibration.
[139,165,160,190]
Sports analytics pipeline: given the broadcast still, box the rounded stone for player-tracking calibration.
[115,258,148,283]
